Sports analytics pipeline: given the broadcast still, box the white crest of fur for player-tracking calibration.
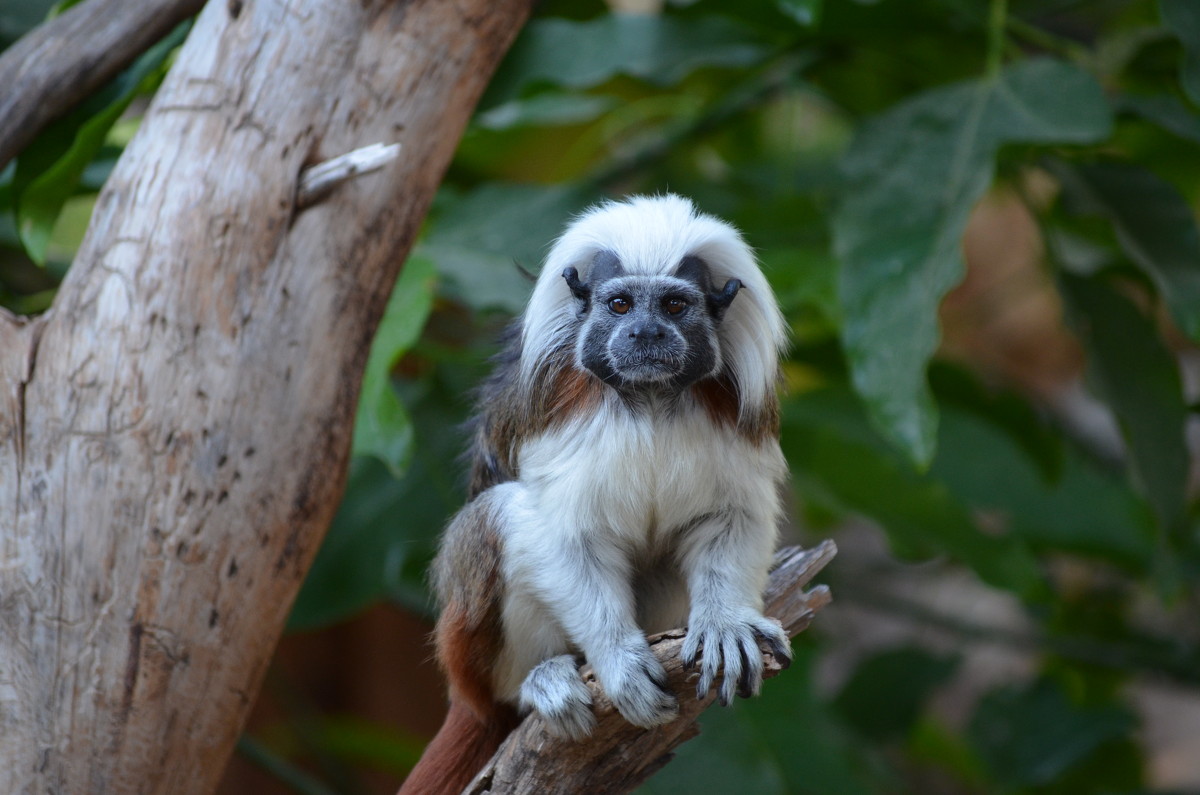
[520,194,786,416]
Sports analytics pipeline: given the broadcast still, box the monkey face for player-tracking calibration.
[564,253,741,391]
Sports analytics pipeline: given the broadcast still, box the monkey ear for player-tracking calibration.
[707,278,742,322]
[562,267,590,305]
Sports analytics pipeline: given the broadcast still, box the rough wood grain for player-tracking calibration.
[0,0,207,173]
[0,0,532,791]
[464,541,836,794]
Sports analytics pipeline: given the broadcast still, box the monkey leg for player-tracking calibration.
[518,654,595,741]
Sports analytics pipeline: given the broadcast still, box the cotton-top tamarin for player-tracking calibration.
[399,194,791,794]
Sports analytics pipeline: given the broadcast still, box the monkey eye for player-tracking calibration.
[608,296,632,315]
[663,296,688,315]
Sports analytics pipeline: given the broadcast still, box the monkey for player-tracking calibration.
[398,194,791,795]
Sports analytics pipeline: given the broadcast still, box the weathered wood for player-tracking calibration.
[464,541,836,794]
[0,0,207,173]
[297,143,403,209]
[0,0,532,792]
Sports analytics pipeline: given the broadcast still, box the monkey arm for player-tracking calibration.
[505,515,679,730]
[677,507,791,706]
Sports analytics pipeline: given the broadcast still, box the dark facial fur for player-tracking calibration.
[564,252,740,393]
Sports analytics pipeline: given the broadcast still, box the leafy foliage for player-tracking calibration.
[7,0,1200,791]
[834,58,1111,466]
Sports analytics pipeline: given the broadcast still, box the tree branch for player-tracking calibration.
[0,0,206,172]
[295,143,403,210]
[465,540,836,794]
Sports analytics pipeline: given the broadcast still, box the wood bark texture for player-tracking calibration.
[0,0,532,791]
[0,0,207,172]
[465,541,836,794]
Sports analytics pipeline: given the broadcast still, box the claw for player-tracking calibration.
[754,625,793,669]
[736,652,755,699]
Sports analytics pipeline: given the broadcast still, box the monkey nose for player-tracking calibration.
[628,322,667,341]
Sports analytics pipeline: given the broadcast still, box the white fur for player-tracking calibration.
[521,194,786,420]
[490,392,787,732]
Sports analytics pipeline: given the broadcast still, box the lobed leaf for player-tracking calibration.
[833,58,1111,467]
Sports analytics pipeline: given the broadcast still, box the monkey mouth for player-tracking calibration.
[611,353,682,382]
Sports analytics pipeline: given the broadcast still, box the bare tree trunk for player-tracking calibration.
[0,0,531,791]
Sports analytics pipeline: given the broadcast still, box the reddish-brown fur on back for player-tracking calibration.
[397,698,519,795]
[403,496,516,793]
[432,502,508,714]
[436,600,502,718]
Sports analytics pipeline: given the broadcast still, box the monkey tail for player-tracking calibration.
[397,698,518,795]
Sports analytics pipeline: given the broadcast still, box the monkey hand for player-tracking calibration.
[520,654,596,741]
[681,608,792,706]
[592,635,679,730]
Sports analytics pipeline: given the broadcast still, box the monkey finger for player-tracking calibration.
[696,644,721,701]
[718,637,745,707]
[680,633,701,670]
[736,632,762,699]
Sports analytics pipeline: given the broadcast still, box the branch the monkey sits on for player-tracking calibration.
[399,194,791,795]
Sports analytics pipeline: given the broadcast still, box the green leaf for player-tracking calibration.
[473,94,619,131]
[483,14,772,107]
[783,388,1046,596]
[351,256,437,477]
[14,19,188,264]
[416,183,590,313]
[642,645,885,795]
[1161,0,1200,105]
[907,719,990,791]
[930,363,1063,482]
[0,0,57,45]
[1055,162,1200,343]
[292,347,483,631]
[968,678,1135,788]
[762,246,840,324]
[833,58,1112,466]
[1119,93,1200,145]
[777,0,822,27]
[931,406,1157,570]
[1061,274,1190,539]
[833,647,961,742]
[312,715,426,776]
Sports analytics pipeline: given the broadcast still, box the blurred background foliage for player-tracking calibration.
[4,0,1200,792]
